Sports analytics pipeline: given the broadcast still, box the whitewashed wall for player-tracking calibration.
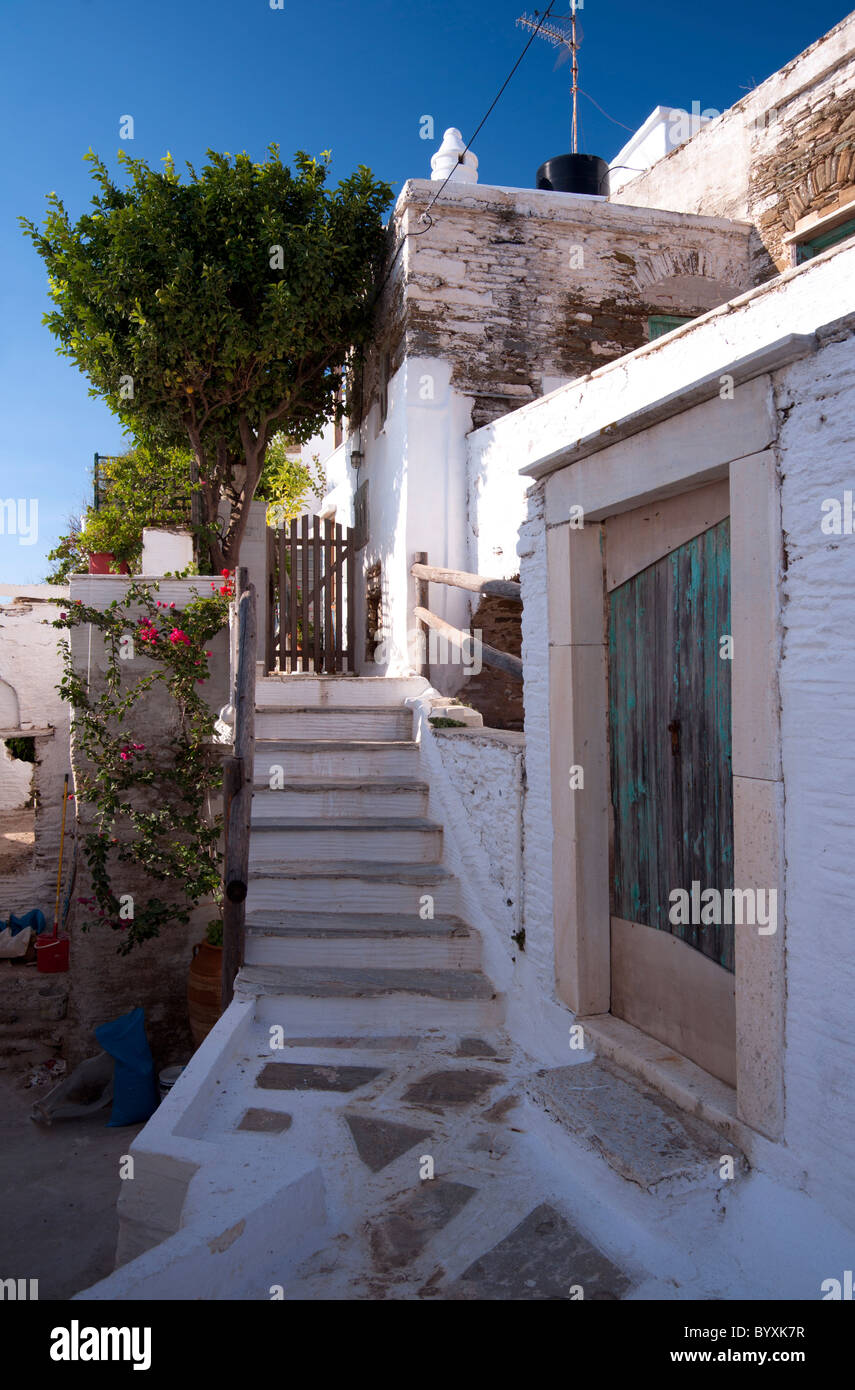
[501,240,855,1229]
[0,586,70,914]
[775,334,855,1231]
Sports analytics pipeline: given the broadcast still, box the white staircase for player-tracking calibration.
[234,675,503,1033]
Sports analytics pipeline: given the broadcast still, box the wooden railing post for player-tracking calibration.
[413,551,430,682]
[222,580,257,1009]
[265,529,275,676]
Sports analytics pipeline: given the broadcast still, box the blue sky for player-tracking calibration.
[1,0,851,581]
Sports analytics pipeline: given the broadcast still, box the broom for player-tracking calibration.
[51,774,69,939]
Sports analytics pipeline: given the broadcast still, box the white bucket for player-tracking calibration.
[158,1064,185,1100]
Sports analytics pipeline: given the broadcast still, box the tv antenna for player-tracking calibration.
[517,5,584,153]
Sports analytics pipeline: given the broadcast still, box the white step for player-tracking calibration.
[256,676,427,708]
[251,781,429,820]
[237,963,495,1000]
[243,912,481,970]
[249,819,442,867]
[245,862,459,916]
[254,741,419,782]
[250,990,504,1034]
[256,707,413,741]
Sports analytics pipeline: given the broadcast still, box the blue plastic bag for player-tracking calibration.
[2,908,48,936]
[94,1006,159,1127]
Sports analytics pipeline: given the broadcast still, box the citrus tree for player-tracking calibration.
[23,146,392,569]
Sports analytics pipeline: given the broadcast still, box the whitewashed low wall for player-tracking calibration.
[431,726,525,927]
[408,686,571,1062]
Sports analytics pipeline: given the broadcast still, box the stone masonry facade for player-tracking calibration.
[610,11,855,283]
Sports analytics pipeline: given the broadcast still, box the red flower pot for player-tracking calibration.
[87,552,130,575]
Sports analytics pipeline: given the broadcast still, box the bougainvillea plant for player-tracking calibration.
[54,579,232,954]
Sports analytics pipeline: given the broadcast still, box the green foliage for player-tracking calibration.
[5,736,36,763]
[206,918,224,947]
[45,444,203,582]
[54,581,231,953]
[45,524,88,585]
[23,147,393,568]
[428,716,466,729]
[257,432,326,529]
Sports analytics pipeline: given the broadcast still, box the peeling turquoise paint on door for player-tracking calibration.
[608,518,734,971]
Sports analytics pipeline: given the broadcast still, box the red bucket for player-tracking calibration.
[36,935,70,973]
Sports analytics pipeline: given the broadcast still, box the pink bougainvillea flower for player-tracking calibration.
[132,743,145,751]
[59,612,67,620]
[168,628,190,645]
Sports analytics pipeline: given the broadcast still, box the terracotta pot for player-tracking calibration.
[188,941,222,1048]
[87,552,130,575]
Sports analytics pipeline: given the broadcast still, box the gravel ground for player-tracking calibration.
[0,1066,143,1300]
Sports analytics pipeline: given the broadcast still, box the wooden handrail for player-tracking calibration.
[414,605,522,680]
[222,576,257,1009]
[410,561,521,602]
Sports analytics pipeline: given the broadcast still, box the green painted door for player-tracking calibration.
[608,518,734,971]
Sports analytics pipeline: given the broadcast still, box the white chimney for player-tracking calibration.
[430,128,478,185]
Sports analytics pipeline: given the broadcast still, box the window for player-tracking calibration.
[648,314,695,341]
[365,562,383,663]
[794,216,855,264]
[378,351,391,429]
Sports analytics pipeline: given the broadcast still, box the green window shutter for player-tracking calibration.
[795,216,855,264]
[648,314,695,340]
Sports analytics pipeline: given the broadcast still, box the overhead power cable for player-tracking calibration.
[371,0,558,308]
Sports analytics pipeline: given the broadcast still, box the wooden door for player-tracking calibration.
[608,517,735,1084]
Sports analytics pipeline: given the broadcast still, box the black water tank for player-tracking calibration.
[536,153,609,196]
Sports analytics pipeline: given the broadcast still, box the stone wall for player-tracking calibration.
[610,12,855,283]
[63,577,231,1070]
[362,181,753,433]
[460,590,524,731]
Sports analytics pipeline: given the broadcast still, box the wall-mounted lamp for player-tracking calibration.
[351,448,364,472]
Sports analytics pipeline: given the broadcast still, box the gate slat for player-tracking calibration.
[346,532,355,672]
[334,521,343,672]
[265,526,275,675]
[301,512,309,673]
[289,517,298,675]
[277,527,287,673]
[324,518,334,673]
[313,514,322,673]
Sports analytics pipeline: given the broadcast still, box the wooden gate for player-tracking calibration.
[266,516,356,674]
